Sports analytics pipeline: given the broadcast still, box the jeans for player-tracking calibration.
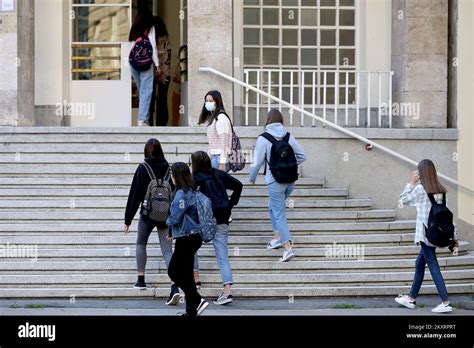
[149,79,170,126]
[131,66,154,122]
[267,181,295,245]
[136,215,173,273]
[194,224,233,286]
[409,242,449,302]
[211,154,231,173]
[168,233,203,315]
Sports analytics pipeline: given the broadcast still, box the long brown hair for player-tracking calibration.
[265,108,284,127]
[418,159,447,194]
[144,138,165,159]
[198,90,227,126]
[191,151,213,175]
[171,162,196,192]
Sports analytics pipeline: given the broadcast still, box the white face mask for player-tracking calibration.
[205,101,216,112]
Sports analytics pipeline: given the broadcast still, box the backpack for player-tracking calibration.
[260,132,298,184]
[424,193,455,248]
[198,173,230,211]
[129,32,153,72]
[220,114,245,173]
[193,190,217,243]
[141,162,172,223]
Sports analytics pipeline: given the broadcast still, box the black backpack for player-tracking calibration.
[198,173,230,212]
[260,132,298,184]
[425,193,455,248]
[129,33,153,72]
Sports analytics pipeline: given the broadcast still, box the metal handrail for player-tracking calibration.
[199,66,473,194]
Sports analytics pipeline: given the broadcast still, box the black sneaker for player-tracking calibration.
[133,278,146,290]
[166,284,182,306]
[195,281,202,290]
[196,299,209,316]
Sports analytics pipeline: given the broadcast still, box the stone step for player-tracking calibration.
[1,254,472,272]
[0,176,325,187]
[2,243,466,260]
[0,220,415,234]
[1,270,472,287]
[0,209,396,222]
[0,198,372,210]
[0,283,472,299]
[0,187,349,198]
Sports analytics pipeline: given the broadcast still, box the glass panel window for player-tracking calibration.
[244,48,261,65]
[244,28,260,45]
[340,29,355,46]
[73,6,130,42]
[245,0,260,4]
[282,48,298,65]
[321,30,336,46]
[244,8,260,25]
[301,48,317,66]
[282,8,298,26]
[263,29,279,45]
[263,0,279,5]
[301,9,317,26]
[263,8,279,25]
[301,29,317,46]
[263,48,280,65]
[340,10,355,26]
[320,9,336,26]
[282,29,298,45]
[320,49,336,66]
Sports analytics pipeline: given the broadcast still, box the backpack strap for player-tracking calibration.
[260,132,278,176]
[142,162,157,181]
[442,193,447,206]
[427,193,437,205]
[220,113,235,135]
[163,166,171,182]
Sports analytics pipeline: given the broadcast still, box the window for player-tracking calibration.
[242,0,356,69]
[72,0,132,80]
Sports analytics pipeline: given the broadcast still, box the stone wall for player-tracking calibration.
[391,0,448,128]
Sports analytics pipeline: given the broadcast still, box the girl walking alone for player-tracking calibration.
[167,163,209,316]
[249,109,306,262]
[395,159,458,313]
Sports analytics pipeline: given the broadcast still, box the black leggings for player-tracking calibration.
[149,79,170,126]
[168,233,203,315]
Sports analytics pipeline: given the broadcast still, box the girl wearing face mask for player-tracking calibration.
[198,90,233,173]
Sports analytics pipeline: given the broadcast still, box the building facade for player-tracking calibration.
[0,0,472,239]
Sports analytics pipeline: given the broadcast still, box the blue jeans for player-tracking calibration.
[211,154,231,173]
[131,66,154,122]
[409,242,449,302]
[194,225,233,286]
[268,181,295,245]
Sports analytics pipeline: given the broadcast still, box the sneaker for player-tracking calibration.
[267,239,284,250]
[196,299,209,316]
[431,302,453,313]
[279,249,295,262]
[166,284,182,306]
[133,278,146,290]
[213,292,233,306]
[195,281,202,290]
[138,120,149,127]
[394,294,416,309]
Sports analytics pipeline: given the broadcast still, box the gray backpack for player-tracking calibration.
[141,162,172,223]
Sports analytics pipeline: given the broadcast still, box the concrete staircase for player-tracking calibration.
[0,127,473,300]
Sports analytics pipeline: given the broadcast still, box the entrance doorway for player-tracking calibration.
[131,0,188,127]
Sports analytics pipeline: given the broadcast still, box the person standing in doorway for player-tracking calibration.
[148,15,171,127]
[129,7,159,127]
[198,90,233,173]
[192,151,242,305]
[167,163,209,316]
[395,159,458,313]
[249,109,306,262]
[123,138,181,306]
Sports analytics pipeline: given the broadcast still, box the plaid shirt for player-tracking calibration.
[399,183,457,247]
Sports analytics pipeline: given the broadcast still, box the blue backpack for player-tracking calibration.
[129,33,153,71]
[193,190,217,243]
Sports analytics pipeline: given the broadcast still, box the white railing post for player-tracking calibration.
[356,71,360,127]
[256,71,260,126]
[268,70,271,112]
[367,72,371,128]
[334,71,339,125]
[389,71,393,128]
[245,70,249,126]
[279,70,283,111]
[300,71,305,127]
[290,71,294,126]
[323,71,327,122]
[378,72,382,127]
[312,71,316,127]
[345,71,349,126]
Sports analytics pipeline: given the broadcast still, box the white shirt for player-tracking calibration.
[399,183,457,247]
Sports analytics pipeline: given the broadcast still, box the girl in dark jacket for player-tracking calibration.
[123,138,180,305]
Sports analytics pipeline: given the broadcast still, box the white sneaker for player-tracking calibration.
[279,249,295,262]
[138,120,149,127]
[267,239,284,250]
[431,302,453,313]
[394,294,416,309]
